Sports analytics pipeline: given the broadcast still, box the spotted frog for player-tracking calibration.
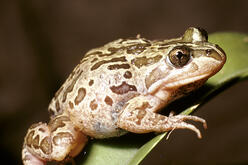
[22,27,226,165]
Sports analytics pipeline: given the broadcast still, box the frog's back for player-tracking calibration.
[48,37,162,138]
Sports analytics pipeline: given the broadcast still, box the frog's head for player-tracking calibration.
[147,27,226,101]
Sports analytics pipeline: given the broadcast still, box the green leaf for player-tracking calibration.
[77,32,248,165]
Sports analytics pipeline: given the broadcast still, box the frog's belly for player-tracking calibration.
[68,104,127,139]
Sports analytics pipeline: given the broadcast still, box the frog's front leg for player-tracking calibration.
[22,114,88,165]
[117,95,207,138]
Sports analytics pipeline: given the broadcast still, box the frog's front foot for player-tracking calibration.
[164,114,207,138]
[22,114,88,165]
[117,99,207,139]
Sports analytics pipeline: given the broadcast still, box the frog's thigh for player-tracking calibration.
[22,114,88,165]
[116,96,206,138]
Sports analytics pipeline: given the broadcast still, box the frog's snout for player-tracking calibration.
[208,44,226,64]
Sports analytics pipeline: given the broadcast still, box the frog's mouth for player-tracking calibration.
[147,60,222,95]
[164,63,223,89]
[164,73,209,88]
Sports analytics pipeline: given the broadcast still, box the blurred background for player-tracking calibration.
[1,0,248,164]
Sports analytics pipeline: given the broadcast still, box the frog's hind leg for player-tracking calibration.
[117,97,207,138]
[22,114,88,165]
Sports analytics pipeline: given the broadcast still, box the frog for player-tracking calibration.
[22,27,226,165]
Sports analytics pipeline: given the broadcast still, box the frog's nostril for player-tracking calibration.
[206,48,226,62]
[215,44,226,58]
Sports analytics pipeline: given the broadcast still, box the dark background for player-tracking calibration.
[1,0,248,164]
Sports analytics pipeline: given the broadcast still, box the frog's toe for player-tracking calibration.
[172,115,207,129]
[168,120,202,139]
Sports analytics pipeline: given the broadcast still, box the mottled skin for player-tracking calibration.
[22,27,226,165]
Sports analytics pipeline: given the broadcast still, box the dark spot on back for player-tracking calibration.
[91,58,98,63]
[107,64,130,70]
[123,71,132,79]
[104,96,113,106]
[62,70,83,102]
[55,101,60,113]
[69,101,74,109]
[80,58,88,64]
[91,57,127,71]
[89,80,94,86]
[49,116,70,132]
[90,99,98,110]
[74,87,86,105]
[38,128,46,132]
[110,81,137,95]
[131,55,162,68]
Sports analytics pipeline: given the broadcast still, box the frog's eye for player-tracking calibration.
[168,46,191,67]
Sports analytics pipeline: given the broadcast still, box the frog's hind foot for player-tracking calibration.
[22,114,88,165]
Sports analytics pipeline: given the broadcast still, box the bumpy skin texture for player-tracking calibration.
[22,27,226,165]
